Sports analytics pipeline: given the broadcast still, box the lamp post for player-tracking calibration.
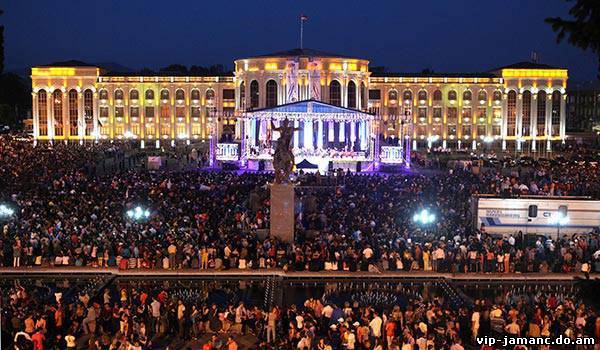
[0,204,15,220]
[126,206,151,221]
[413,209,436,226]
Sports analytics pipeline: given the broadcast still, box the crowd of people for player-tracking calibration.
[0,136,599,274]
[1,135,600,349]
[3,277,600,349]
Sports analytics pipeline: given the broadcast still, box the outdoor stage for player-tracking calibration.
[215,100,411,172]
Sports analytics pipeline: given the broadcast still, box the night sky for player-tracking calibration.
[3,0,597,82]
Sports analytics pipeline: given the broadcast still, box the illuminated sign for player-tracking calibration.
[380,146,404,164]
[216,143,239,161]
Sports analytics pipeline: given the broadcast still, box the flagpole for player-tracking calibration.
[300,16,303,49]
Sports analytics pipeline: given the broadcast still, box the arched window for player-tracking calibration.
[69,89,78,136]
[160,89,170,101]
[38,90,48,136]
[418,90,427,102]
[176,89,185,101]
[114,89,124,100]
[507,90,517,136]
[551,90,561,135]
[191,89,200,101]
[239,81,246,109]
[330,80,341,106]
[99,89,108,100]
[433,90,442,102]
[347,81,357,109]
[388,90,398,103]
[205,89,215,107]
[493,90,502,103]
[129,89,139,100]
[463,90,472,101]
[266,80,278,107]
[522,91,532,136]
[478,90,487,103]
[537,90,547,136]
[448,90,457,101]
[403,90,412,103]
[84,89,93,136]
[250,80,259,109]
[145,89,154,100]
[53,90,64,136]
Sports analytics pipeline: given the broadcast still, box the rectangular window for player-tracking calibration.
[131,123,140,136]
[388,107,398,117]
[176,124,186,136]
[433,107,442,121]
[115,107,124,120]
[462,124,471,138]
[447,124,457,137]
[431,124,442,136]
[368,90,381,100]
[145,106,155,119]
[417,124,427,136]
[160,105,170,118]
[130,107,139,120]
[477,125,486,137]
[176,106,185,119]
[461,108,471,123]
[38,92,48,136]
[492,124,501,136]
[447,107,458,124]
[477,107,487,123]
[222,89,235,100]
[418,107,427,121]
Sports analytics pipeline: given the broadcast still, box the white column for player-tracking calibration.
[360,121,367,150]
[317,120,324,149]
[350,121,356,148]
[328,121,334,142]
[78,90,85,139]
[32,92,39,139]
[304,119,313,149]
[545,92,552,138]
[339,121,345,143]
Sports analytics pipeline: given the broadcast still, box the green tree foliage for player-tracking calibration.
[546,0,600,79]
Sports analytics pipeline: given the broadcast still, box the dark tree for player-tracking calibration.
[159,64,188,75]
[546,0,600,79]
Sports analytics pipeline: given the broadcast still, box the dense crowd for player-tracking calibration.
[2,135,600,349]
[3,278,600,349]
[0,136,599,274]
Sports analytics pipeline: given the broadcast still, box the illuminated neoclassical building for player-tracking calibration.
[31,48,568,165]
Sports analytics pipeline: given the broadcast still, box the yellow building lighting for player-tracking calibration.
[501,69,568,79]
[329,63,342,71]
[265,63,278,70]
[32,67,76,77]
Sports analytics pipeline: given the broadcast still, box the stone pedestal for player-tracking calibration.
[270,184,295,242]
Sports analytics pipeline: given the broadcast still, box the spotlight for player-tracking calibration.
[126,206,151,221]
[0,204,15,218]
[413,209,436,225]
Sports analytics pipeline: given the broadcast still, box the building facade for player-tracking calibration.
[567,81,600,134]
[31,49,568,151]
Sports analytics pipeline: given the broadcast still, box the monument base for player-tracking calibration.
[270,183,295,242]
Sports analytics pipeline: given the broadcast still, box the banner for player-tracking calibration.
[286,60,299,103]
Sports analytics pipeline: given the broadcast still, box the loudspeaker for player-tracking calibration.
[558,205,568,217]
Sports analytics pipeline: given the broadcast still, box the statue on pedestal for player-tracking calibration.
[271,118,299,183]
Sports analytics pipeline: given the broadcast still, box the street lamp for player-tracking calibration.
[413,209,436,225]
[0,204,15,219]
[126,206,151,221]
